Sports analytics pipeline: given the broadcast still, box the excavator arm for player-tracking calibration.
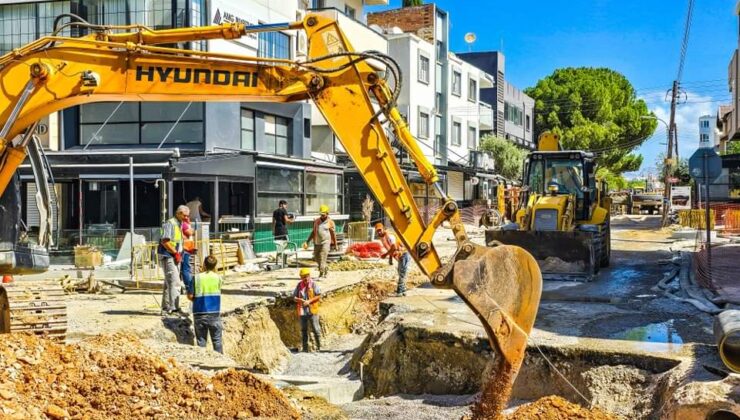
[0,10,541,403]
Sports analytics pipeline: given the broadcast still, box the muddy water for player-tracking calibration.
[611,319,684,345]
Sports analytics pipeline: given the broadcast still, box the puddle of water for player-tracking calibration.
[611,319,684,344]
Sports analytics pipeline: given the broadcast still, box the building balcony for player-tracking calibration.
[363,0,389,4]
[479,102,494,131]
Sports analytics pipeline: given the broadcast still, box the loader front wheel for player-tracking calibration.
[600,222,611,268]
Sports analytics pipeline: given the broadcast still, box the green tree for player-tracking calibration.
[525,67,657,174]
[655,154,690,185]
[722,141,740,155]
[596,167,627,191]
[479,135,528,180]
[402,0,423,6]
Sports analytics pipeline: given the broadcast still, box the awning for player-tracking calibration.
[19,149,175,180]
[172,153,255,180]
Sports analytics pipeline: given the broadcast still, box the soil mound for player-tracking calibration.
[507,396,616,420]
[0,332,299,419]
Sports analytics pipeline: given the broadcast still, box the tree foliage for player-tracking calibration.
[402,0,423,6]
[722,141,740,155]
[655,154,690,185]
[479,135,528,180]
[596,167,627,191]
[525,67,657,174]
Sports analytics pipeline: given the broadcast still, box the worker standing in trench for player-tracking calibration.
[187,255,224,354]
[293,268,322,352]
[375,223,411,296]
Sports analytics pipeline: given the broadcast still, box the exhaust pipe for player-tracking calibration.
[714,310,740,373]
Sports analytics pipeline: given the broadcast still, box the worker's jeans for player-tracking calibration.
[300,314,321,352]
[159,255,180,312]
[313,242,330,277]
[194,313,223,354]
[397,252,411,294]
[181,252,193,292]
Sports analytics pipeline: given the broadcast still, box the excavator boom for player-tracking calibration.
[0,10,541,411]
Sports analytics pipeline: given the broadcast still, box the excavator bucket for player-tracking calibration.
[439,242,541,415]
[485,230,597,281]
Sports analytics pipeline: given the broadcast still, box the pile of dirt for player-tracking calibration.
[506,396,615,420]
[0,333,300,419]
[328,260,387,271]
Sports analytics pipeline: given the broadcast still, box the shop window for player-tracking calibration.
[256,167,303,216]
[305,172,342,214]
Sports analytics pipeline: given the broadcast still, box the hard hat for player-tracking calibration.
[299,267,311,277]
[374,223,385,231]
[319,204,329,214]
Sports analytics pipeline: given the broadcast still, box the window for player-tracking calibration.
[258,31,290,59]
[452,71,462,96]
[262,115,290,156]
[418,111,430,139]
[435,40,444,62]
[344,5,356,19]
[702,120,710,128]
[435,116,443,159]
[468,126,477,149]
[256,167,303,216]
[79,102,204,146]
[526,114,531,132]
[452,122,462,146]
[312,0,325,8]
[435,93,442,113]
[504,102,524,126]
[701,133,709,141]
[306,172,342,214]
[241,109,255,150]
[418,54,430,84]
[468,78,477,102]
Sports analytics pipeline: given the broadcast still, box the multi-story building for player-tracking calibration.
[457,51,535,150]
[3,0,384,253]
[717,105,733,154]
[699,114,718,149]
[360,4,497,213]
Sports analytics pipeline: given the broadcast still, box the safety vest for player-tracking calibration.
[162,217,183,248]
[296,280,320,316]
[192,271,222,314]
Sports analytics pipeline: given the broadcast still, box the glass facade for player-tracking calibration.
[0,1,70,54]
[261,115,290,156]
[256,167,342,216]
[258,31,290,59]
[79,102,204,146]
[241,109,255,150]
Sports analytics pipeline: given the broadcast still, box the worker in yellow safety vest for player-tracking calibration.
[293,267,322,352]
[158,205,189,317]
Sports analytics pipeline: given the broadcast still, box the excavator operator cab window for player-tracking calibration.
[543,159,584,197]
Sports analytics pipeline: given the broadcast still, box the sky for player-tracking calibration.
[364,0,738,178]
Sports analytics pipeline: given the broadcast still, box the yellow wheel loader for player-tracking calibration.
[0,10,542,409]
[486,132,611,281]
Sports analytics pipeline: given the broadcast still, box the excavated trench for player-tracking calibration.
[216,282,739,419]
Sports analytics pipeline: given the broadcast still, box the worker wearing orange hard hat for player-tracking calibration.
[293,267,322,352]
[375,223,411,296]
[303,205,337,280]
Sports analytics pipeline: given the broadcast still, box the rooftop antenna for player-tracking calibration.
[464,32,476,52]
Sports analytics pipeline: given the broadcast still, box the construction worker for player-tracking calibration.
[181,215,195,292]
[158,205,189,317]
[303,204,336,279]
[375,223,411,296]
[187,255,223,354]
[293,267,321,352]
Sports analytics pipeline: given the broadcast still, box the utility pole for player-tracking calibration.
[662,80,680,227]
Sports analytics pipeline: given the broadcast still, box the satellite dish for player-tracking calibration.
[464,32,477,44]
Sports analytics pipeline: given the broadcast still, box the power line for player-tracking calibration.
[676,0,696,82]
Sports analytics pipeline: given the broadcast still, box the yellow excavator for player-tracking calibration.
[487,132,611,281]
[0,10,542,401]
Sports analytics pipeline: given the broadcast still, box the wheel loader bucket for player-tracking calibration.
[485,230,597,281]
[439,243,542,394]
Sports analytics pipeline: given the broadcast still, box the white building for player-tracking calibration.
[699,114,718,149]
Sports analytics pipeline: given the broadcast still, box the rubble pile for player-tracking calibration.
[506,396,616,420]
[328,260,387,271]
[0,333,300,419]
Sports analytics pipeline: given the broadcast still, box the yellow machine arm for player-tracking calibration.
[0,10,541,403]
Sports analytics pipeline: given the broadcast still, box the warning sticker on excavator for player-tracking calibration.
[323,30,344,55]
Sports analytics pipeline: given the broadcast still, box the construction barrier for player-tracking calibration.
[725,209,740,233]
[678,209,716,230]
